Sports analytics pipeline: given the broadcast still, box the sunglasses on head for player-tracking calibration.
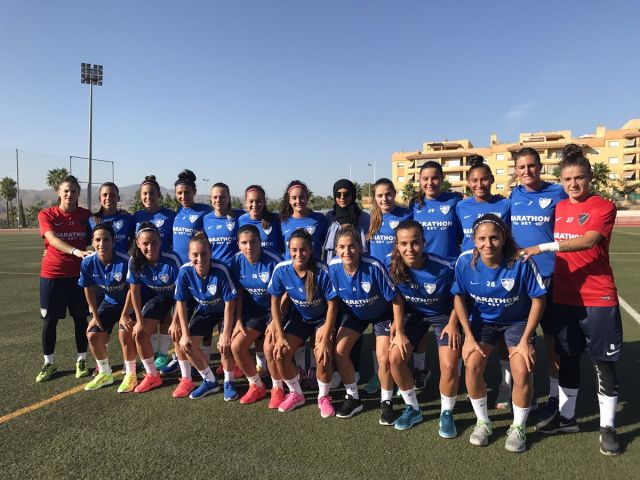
[335,191,352,199]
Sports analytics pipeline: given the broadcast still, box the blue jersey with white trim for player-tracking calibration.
[89,212,135,255]
[172,203,212,264]
[456,196,510,252]
[281,212,328,260]
[329,256,396,321]
[203,210,242,265]
[133,208,176,251]
[79,251,130,305]
[451,251,546,325]
[238,213,284,254]
[510,183,567,278]
[174,259,238,315]
[368,206,412,262]
[230,249,282,315]
[384,253,454,317]
[126,251,182,299]
[268,260,337,321]
[411,192,462,261]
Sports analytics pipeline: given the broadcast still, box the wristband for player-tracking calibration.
[538,242,560,253]
[71,248,78,256]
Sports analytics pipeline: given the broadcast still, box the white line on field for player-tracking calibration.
[619,296,640,326]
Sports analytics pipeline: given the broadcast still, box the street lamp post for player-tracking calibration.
[366,162,376,196]
[80,63,103,211]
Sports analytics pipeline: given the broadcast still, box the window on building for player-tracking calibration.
[496,184,505,191]
[496,154,505,161]
[608,141,619,148]
[447,174,461,182]
[397,163,405,168]
[446,158,461,167]
[496,169,505,176]
[397,176,405,182]
[608,157,619,165]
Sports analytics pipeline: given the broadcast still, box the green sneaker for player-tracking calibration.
[84,372,114,391]
[75,359,90,379]
[470,419,493,446]
[154,353,169,369]
[117,373,138,393]
[505,424,527,452]
[36,363,57,383]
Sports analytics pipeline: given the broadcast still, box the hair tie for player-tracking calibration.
[472,218,505,234]
[287,183,306,194]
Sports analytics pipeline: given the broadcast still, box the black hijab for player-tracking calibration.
[332,179,361,226]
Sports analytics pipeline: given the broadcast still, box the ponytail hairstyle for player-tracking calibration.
[212,182,233,218]
[57,175,81,207]
[470,214,518,269]
[288,228,318,303]
[466,154,492,180]
[174,169,197,191]
[189,230,212,253]
[279,180,310,222]
[334,224,363,251]
[140,175,161,196]
[560,143,592,177]
[245,184,273,230]
[416,161,444,208]
[366,178,396,240]
[389,219,424,283]
[130,221,161,273]
[93,182,120,223]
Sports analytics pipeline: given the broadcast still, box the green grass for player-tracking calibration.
[0,229,638,479]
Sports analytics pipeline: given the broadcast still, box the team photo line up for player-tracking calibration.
[36,144,623,456]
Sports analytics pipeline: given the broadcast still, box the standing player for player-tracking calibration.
[172,170,212,264]
[203,182,241,265]
[132,175,176,251]
[36,175,92,383]
[89,182,135,255]
[520,144,624,456]
[239,185,283,254]
[452,214,546,452]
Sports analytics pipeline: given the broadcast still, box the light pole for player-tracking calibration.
[81,63,103,211]
[366,162,376,196]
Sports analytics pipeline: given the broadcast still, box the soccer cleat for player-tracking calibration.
[413,368,432,390]
[470,419,493,446]
[172,377,196,398]
[84,372,114,391]
[268,387,286,409]
[599,426,622,456]
[240,383,267,404]
[363,375,380,394]
[336,394,363,419]
[395,405,423,431]
[36,363,57,383]
[537,396,559,426]
[117,373,138,393]
[495,382,511,410]
[134,373,162,393]
[154,353,169,370]
[379,400,397,426]
[318,395,335,418]
[505,424,527,452]
[160,357,180,376]
[224,381,238,401]
[189,379,221,399]
[439,410,457,439]
[536,413,580,435]
[75,360,90,379]
[278,392,305,413]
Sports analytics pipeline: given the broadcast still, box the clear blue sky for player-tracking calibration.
[1,0,638,196]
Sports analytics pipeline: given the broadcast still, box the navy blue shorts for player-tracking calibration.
[404,312,452,348]
[88,302,125,334]
[40,277,88,320]
[470,321,531,347]
[339,310,391,337]
[243,311,271,335]
[141,295,174,322]
[189,312,223,337]
[553,304,623,362]
[283,313,325,342]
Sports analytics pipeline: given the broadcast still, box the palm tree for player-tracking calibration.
[402,182,417,205]
[46,167,70,191]
[613,178,640,204]
[352,182,364,201]
[0,177,17,228]
[591,163,611,195]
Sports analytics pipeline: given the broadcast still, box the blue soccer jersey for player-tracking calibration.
[510,183,568,279]
[385,253,454,317]
[281,212,328,260]
[89,212,135,255]
[238,212,284,254]
[451,252,546,325]
[368,206,412,262]
[174,260,238,316]
[79,251,130,304]
[328,256,396,321]
[203,210,241,265]
[230,249,282,315]
[456,196,511,252]
[133,208,176,251]
[411,193,462,261]
[126,251,182,299]
[268,260,337,321]
[172,203,212,264]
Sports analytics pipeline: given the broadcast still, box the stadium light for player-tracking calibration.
[80,63,104,210]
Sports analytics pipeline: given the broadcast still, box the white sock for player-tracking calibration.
[559,386,579,419]
[381,388,393,403]
[256,352,267,371]
[295,347,306,370]
[372,351,379,373]
[141,357,158,376]
[549,376,559,399]
[77,352,87,361]
[224,369,235,382]
[345,382,359,400]
[500,360,512,386]
[598,394,617,429]
[470,396,490,423]
[44,354,55,364]
[157,334,172,355]
[512,403,531,427]
[178,360,191,379]
[198,367,215,382]
[201,344,212,363]
[96,358,111,375]
[413,352,426,371]
[318,380,330,399]
[284,376,303,395]
[150,333,159,353]
[441,394,457,413]
[247,373,263,387]
[400,388,419,410]
[272,378,284,390]
[124,360,136,375]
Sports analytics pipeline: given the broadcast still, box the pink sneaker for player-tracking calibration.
[268,388,286,409]
[278,391,305,413]
[318,395,335,418]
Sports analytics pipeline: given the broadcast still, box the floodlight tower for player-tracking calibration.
[80,63,103,210]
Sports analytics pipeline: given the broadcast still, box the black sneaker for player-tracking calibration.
[379,400,396,426]
[413,368,432,390]
[336,394,363,419]
[536,413,580,434]
[599,426,622,456]
[537,396,559,426]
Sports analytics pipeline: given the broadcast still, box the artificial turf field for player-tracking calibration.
[0,229,638,480]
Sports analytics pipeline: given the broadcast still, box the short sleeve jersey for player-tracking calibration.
[268,260,337,321]
[39,205,91,278]
[328,256,396,321]
[281,212,328,260]
[172,203,212,264]
[230,249,283,315]
[126,251,182,300]
[368,206,412,262]
[456,196,511,252]
[451,252,546,325]
[553,196,618,307]
[133,208,176,251]
[89,211,135,255]
[78,251,130,304]
[411,192,462,261]
[203,210,241,265]
[238,213,284,254]
[174,260,238,315]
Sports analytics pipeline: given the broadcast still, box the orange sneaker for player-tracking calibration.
[240,383,267,404]
[134,373,162,393]
[172,377,195,398]
[268,387,286,409]
[214,365,244,378]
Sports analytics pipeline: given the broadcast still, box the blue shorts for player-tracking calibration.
[141,295,174,322]
[243,311,271,335]
[404,312,452,347]
[40,277,88,320]
[339,311,391,337]
[283,312,325,342]
[470,321,531,347]
[553,304,623,362]
[88,302,125,334]
[189,312,223,337]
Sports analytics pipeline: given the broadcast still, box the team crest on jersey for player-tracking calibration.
[113,272,122,282]
[501,278,515,291]
[264,226,272,235]
[159,274,169,284]
[538,198,552,209]
[439,205,450,215]
[112,220,123,231]
[306,226,316,235]
[207,284,217,296]
[579,213,589,225]
[189,215,199,223]
[424,283,436,294]
[154,219,165,228]
[259,272,270,283]
[389,220,399,230]
[361,282,371,293]
[226,221,235,231]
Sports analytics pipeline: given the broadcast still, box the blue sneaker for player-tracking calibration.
[159,356,180,376]
[224,381,238,401]
[189,379,220,399]
[394,405,423,431]
[439,410,457,438]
